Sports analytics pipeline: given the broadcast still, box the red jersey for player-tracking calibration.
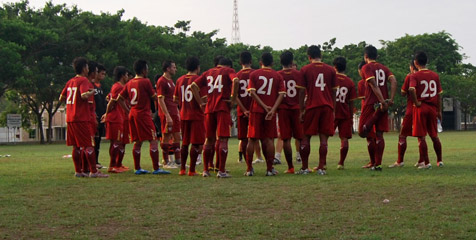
[236,68,254,116]
[409,69,442,107]
[300,61,337,110]
[174,74,205,121]
[60,76,93,122]
[401,74,413,115]
[361,61,394,106]
[335,73,357,119]
[357,79,366,111]
[105,82,125,123]
[156,76,179,116]
[278,69,304,109]
[248,67,286,113]
[119,77,156,115]
[192,66,238,113]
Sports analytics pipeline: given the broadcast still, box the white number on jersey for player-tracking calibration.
[207,75,224,94]
[286,79,297,98]
[375,69,385,86]
[315,73,326,91]
[181,85,193,102]
[66,87,78,104]
[336,86,349,103]
[239,79,250,98]
[257,76,274,95]
[420,80,437,98]
[130,88,138,105]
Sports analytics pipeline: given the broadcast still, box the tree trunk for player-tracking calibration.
[45,101,62,144]
[463,111,467,131]
[36,112,45,144]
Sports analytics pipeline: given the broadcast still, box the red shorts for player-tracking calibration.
[303,106,335,136]
[278,108,304,140]
[67,122,94,147]
[205,111,231,138]
[359,104,388,133]
[334,118,353,139]
[122,120,130,144]
[129,113,157,142]
[106,122,123,142]
[400,113,413,137]
[181,120,206,145]
[237,115,249,140]
[160,114,181,134]
[90,121,97,136]
[248,112,277,139]
[412,103,438,138]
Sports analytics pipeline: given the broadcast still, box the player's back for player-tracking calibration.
[236,68,254,114]
[278,69,303,109]
[204,66,236,113]
[175,74,203,121]
[410,69,442,107]
[335,73,356,119]
[361,62,393,106]
[249,67,285,113]
[123,77,154,114]
[301,62,337,110]
[106,82,125,123]
[62,76,91,123]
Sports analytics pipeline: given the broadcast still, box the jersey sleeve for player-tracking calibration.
[331,68,338,90]
[277,73,286,94]
[295,71,305,89]
[349,81,358,101]
[79,78,92,96]
[228,69,238,82]
[174,79,182,106]
[248,72,256,91]
[119,83,129,100]
[401,75,410,93]
[386,67,394,80]
[192,72,207,89]
[156,79,166,98]
[436,75,443,94]
[362,65,375,82]
[60,84,68,99]
[409,74,417,89]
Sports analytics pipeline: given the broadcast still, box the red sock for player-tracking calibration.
[318,143,328,169]
[283,140,294,169]
[117,144,125,166]
[150,141,159,170]
[189,145,200,173]
[181,145,189,171]
[173,143,181,163]
[397,136,407,163]
[218,140,228,173]
[81,148,90,173]
[215,140,220,169]
[245,140,254,172]
[203,144,213,172]
[339,141,348,165]
[367,137,376,165]
[418,137,429,164]
[133,143,141,170]
[263,141,274,172]
[85,146,97,173]
[300,138,310,170]
[109,141,120,168]
[432,137,442,162]
[160,143,170,164]
[375,134,385,166]
[72,146,82,173]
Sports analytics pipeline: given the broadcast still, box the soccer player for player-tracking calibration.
[93,64,107,169]
[299,45,337,175]
[358,45,397,171]
[246,52,286,176]
[102,66,130,173]
[191,57,239,178]
[276,51,305,174]
[84,61,98,173]
[333,57,357,169]
[235,51,255,171]
[156,60,181,169]
[357,61,376,169]
[408,51,443,169]
[174,57,205,176]
[389,61,418,168]
[118,59,170,175]
[59,57,108,178]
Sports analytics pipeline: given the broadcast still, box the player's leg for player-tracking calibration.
[261,137,276,175]
[245,138,256,175]
[132,141,143,171]
[108,140,122,173]
[417,136,431,169]
[150,139,170,174]
[72,146,83,177]
[317,133,329,174]
[274,138,283,164]
[338,137,349,169]
[431,136,443,166]
[282,138,294,173]
[238,140,243,163]
[373,131,385,170]
[161,133,172,167]
[202,137,215,175]
[189,144,202,175]
[295,139,301,163]
[253,141,264,163]
[217,137,229,175]
[213,139,220,171]
[94,123,105,168]
[173,132,182,165]
[299,135,311,174]
[363,137,376,168]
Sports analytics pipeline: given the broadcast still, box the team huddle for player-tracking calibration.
[60,45,443,178]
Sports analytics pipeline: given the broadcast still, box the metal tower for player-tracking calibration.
[231,0,240,44]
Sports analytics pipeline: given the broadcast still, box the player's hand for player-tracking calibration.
[100,114,106,123]
[415,101,422,107]
[265,110,275,120]
[387,99,394,106]
[244,110,250,118]
[380,102,389,112]
[264,105,272,113]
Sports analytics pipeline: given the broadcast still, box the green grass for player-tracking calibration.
[1,131,475,239]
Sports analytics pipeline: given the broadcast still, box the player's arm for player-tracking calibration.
[235,97,249,117]
[408,87,420,107]
[437,92,442,121]
[231,77,239,104]
[266,92,285,120]
[249,89,271,113]
[367,77,387,109]
[158,96,173,126]
[81,89,94,100]
[191,82,206,109]
[388,75,397,105]
[117,96,130,115]
[101,98,117,123]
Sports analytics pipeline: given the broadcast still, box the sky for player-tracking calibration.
[3,0,476,65]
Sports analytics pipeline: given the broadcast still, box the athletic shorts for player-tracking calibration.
[303,106,335,136]
[412,103,438,138]
[359,104,388,133]
[206,111,231,138]
[181,120,206,145]
[66,122,94,147]
[334,118,353,139]
[160,114,181,134]
[122,120,130,144]
[248,112,277,139]
[237,115,249,140]
[400,113,413,137]
[90,121,97,136]
[129,113,157,142]
[278,108,304,140]
[106,122,123,142]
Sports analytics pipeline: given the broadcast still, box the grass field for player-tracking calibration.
[0,131,475,239]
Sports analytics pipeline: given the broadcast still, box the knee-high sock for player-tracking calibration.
[397,136,407,163]
[173,142,181,164]
[264,141,274,172]
[109,141,120,168]
[84,146,97,173]
[117,143,125,166]
[133,142,142,170]
[214,140,220,169]
[418,137,429,164]
[432,137,442,162]
[150,141,159,170]
[318,143,328,169]
[375,134,385,166]
[72,146,82,173]
[367,137,376,165]
[245,140,254,172]
[181,145,189,171]
[81,147,90,173]
[300,138,310,170]
[339,141,349,165]
[283,140,294,169]
[203,144,214,172]
[218,140,228,173]
[189,145,200,173]
[160,143,170,164]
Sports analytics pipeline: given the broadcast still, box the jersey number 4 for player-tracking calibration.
[315,73,326,91]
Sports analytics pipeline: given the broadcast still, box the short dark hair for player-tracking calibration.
[88,61,98,76]
[239,51,252,65]
[364,45,378,60]
[72,57,88,74]
[133,59,148,75]
[333,57,347,72]
[410,60,417,70]
[261,52,273,67]
[97,64,106,73]
[218,57,233,67]
[307,45,321,59]
[214,55,224,66]
[185,57,200,72]
[113,66,127,82]
[414,51,428,66]
[280,51,293,67]
[162,60,175,72]
[153,74,161,82]
[358,60,366,70]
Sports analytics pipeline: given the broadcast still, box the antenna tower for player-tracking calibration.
[231,0,240,44]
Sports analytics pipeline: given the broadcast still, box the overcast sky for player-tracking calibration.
[3,0,476,65]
